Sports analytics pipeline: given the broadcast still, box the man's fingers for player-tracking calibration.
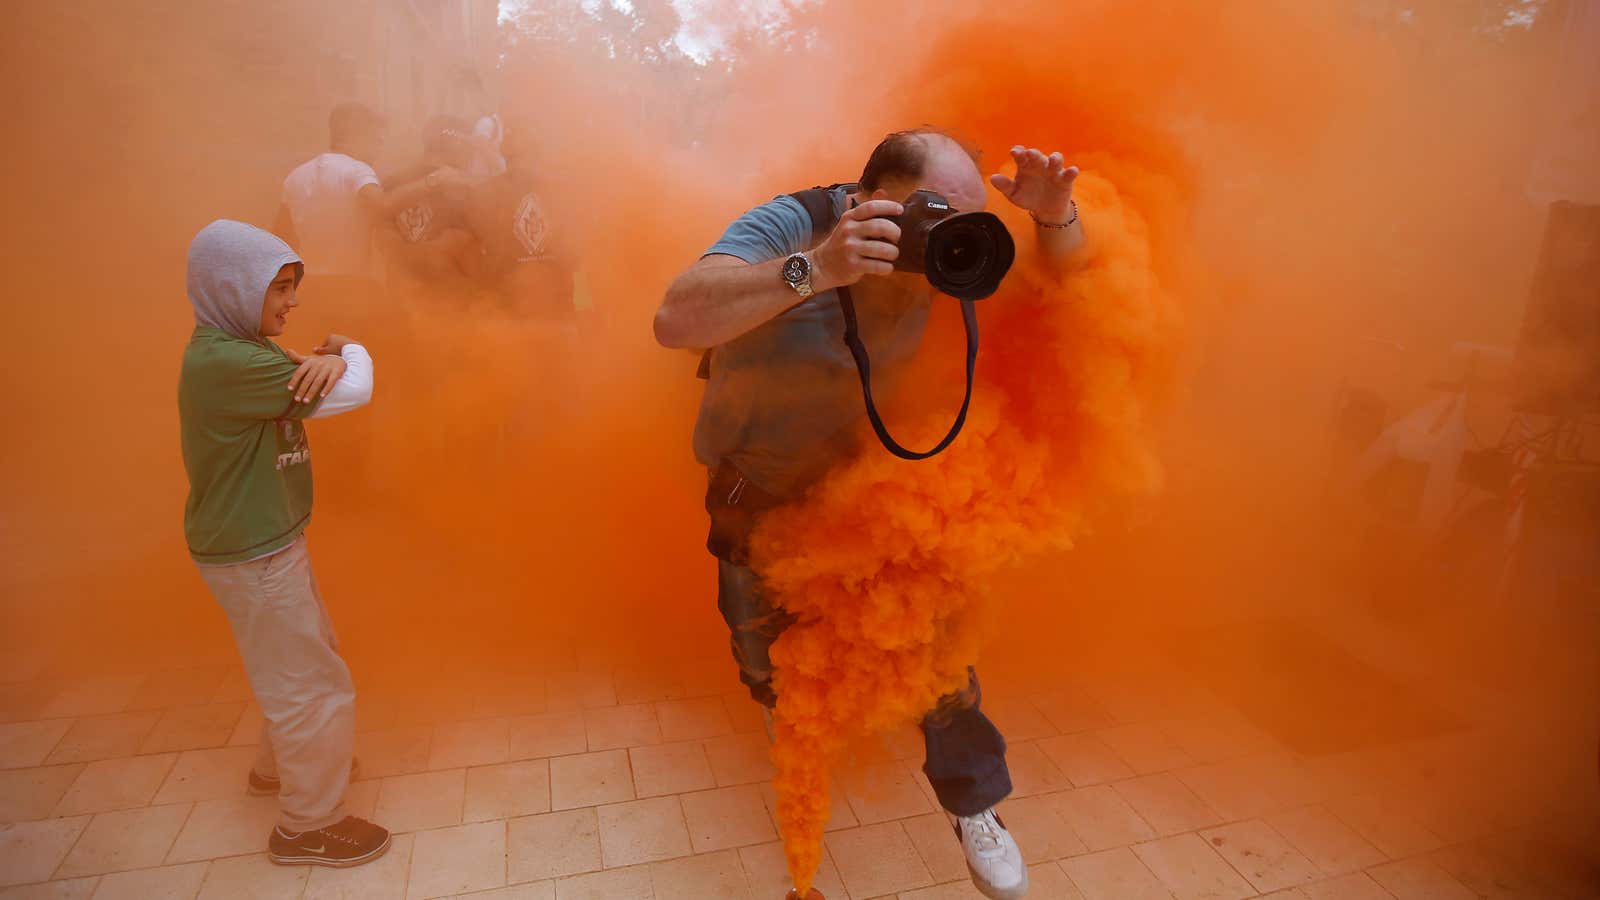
[851,217,902,244]
[856,239,900,263]
[1047,151,1065,170]
[844,199,904,221]
[285,348,306,363]
[1055,164,1080,184]
[990,173,1018,196]
[287,364,306,393]
[860,258,896,276]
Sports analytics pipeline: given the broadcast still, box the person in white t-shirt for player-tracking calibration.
[274,102,469,282]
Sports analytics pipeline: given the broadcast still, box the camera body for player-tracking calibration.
[879,189,1016,301]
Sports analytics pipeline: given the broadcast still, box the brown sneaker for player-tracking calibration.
[267,816,391,867]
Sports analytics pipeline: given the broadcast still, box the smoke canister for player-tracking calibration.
[785,890,824,900]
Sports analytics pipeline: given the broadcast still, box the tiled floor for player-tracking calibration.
[1,648,1596,899]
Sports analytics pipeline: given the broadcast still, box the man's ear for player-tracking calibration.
[871,188,890,201]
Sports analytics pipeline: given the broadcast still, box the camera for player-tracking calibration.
[882,189,1016,301]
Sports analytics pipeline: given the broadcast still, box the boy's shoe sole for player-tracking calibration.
[268,831,391,868]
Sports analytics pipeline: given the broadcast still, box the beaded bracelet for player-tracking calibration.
[1030,200,1078,229]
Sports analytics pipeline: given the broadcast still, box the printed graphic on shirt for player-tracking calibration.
[396,202,434,243]
[275,418,310,471]
[512,191,549,261]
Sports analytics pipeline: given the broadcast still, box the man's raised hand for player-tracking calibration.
[990,146,1079,225]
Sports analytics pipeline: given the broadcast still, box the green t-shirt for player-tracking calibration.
[179,326,322,565]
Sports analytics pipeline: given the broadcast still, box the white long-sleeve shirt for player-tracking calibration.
[309,343,373,418]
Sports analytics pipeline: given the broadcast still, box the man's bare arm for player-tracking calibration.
[653,198,906,350]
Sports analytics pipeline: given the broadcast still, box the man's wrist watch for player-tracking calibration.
[781,252,815,299]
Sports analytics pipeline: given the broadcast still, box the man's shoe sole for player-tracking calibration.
[268,833,392,868]
[966,861,1028,900]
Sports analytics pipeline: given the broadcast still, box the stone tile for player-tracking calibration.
[345,776,381,821]
[303,831,414,900]
[1095,723,1194,775]
[468,677,547,720]
[654,698,733,743]
[464,760,551,823]
[596,796,690,867]
[1006,741,1072,797]
[549,750,633,811]
[1025,862,1090,900]
[1133,832,1255,900]
[995,795,1088,861]
[1365,858,1476,900]
[839,760,937,824]
[209,668,253,704]
[649,848,752,900]
[1159,717,1278,765]
[983,695,1057,742]
[1427,841,1559,900]
[1266,806,1386,876]
[544,672,616,713]
[629,742,715,799]
[227,703,263,748]
[1039,734,1136,788]
[582,705,660,752]
[1049,786,1156,852]
[0,721,73,770]
[56,803,192,878]
[0,875,98,898]
[453,884,554,900]
[1201,820,1320,894]
[53,754,176,817]
[1176,760,1281,822]
[38,677,144,719]
[826,822,934,898]
[737,840,847,900]
[128,667,230,712]
[613,668,684,707]
[1033,690,1115,735]
[152,747,258,805]
[43,713,159,765]
[721,695,766,736]
[903,812,970,883]
[508,712,588,761]
[356,725,433,778]
[1299,871,1398,900]
[374,768,465,833]
[1060,846,1174,900]
[0,815,91,887]
[1321,794,1443,860]
[1084,681,1177,725]
[91,862,208,900]
[0,764,83,822]
[507,808,601,883]
[702,733,773,788]
[552,865,652,900]
[165,794,279,863]
[430,718,511,771]
[1113,774,1223,837]
[680,785,775,853]
[408,820,506,900]
[197,852,310,899]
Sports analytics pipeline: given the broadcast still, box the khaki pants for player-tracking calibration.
[197,536,354,831]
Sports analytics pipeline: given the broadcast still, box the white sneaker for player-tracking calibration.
[954,808,1029,899]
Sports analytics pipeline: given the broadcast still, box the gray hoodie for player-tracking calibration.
[186,219,303,341]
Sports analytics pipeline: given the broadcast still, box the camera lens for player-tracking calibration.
[925,212,1015,301]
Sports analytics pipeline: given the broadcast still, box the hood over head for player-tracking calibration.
[186,219,302,340]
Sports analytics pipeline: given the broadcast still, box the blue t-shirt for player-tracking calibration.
[692,187,932,496]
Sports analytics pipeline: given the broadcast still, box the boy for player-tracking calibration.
[178,219,388,867]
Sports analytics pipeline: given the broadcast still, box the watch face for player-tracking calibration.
[783,255,808,284]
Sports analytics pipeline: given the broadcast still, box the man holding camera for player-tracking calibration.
[654,129,1083,900]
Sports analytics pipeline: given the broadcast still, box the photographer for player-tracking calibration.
[653,129,1083,900]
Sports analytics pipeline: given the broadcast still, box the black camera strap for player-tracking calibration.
[837,285,979,460]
